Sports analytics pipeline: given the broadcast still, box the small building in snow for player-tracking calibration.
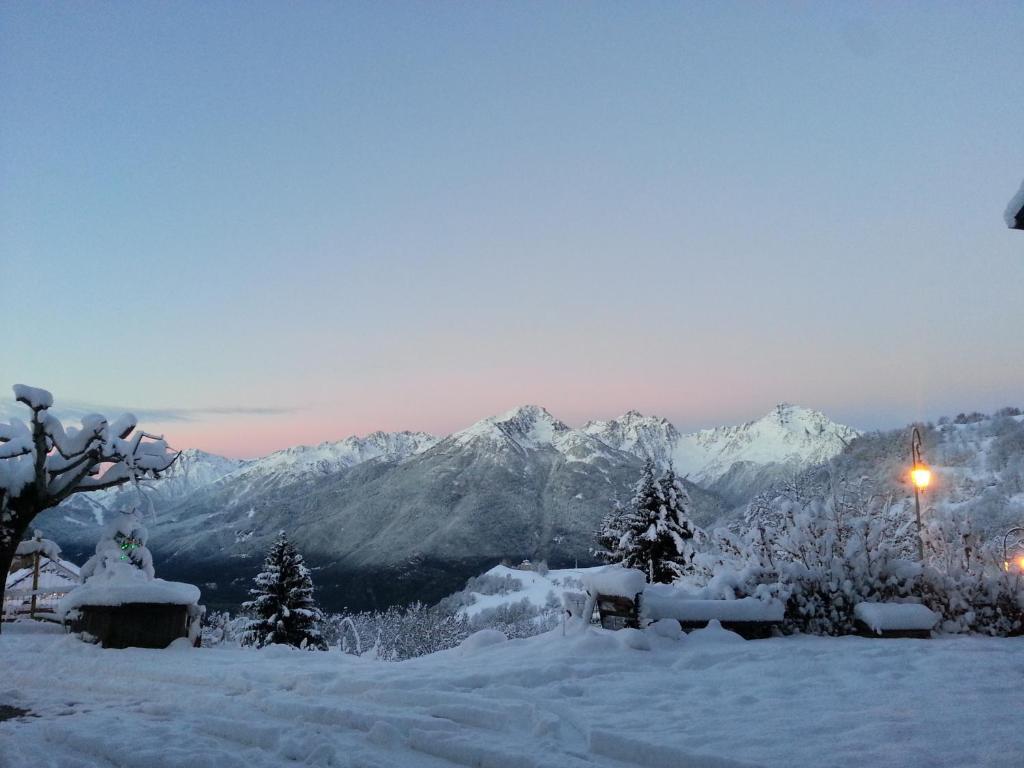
[4,552,81,620]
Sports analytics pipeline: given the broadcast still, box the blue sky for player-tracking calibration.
[2,2,1022,456]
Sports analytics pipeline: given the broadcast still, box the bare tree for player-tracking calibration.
[0,385,177,627]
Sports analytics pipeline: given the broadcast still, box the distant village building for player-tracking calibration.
[3,534,81,620]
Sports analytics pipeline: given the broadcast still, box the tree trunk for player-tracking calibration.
[0,541,18,633]
[30,550,40,619]
[0,507,32,635]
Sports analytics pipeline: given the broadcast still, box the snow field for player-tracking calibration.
[2,621,1022,768]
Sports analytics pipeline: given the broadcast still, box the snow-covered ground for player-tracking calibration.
[451,565,589,620]
[2,621,1021,768]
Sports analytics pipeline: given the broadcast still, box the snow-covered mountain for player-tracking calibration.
[31,403,857,611]
[223,430,438,490]
[584,403,859,483]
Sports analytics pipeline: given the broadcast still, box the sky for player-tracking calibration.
[2,2,1022,458]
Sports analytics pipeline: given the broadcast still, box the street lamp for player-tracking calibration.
[1002,527,1024,572]
[910,427,931,561]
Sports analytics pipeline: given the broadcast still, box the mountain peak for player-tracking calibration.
[452,405,568,451]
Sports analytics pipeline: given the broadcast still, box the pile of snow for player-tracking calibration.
[582,565,647,598]
[12,383,54,410]
[448,564,590,620]
[457,628,507,653]
[15,534,61,560]
[854,602,939,634]
[686,619,747,644]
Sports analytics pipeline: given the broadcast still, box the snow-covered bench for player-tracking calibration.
[641,594,784,639]
[583,567,784,639]
[854,602,939,639]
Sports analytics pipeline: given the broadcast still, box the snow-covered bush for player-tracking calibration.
[242,531,327,650]
[715,471,1024,637]
[201,610,249,647]
[321,602,470,660]
[466,598,559,639]
[709,477,920,635]
[79,510,155,580]
[918,510,1024,635]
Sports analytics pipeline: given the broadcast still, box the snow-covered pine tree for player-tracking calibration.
[598,456,696,581]
[594,499,628,565]
[242,531,327,650]
[614,459,701,583]
[655,464,702,579]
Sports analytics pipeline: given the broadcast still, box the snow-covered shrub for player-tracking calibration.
[717,471,1024,637]
[201,610,249,647]
[321,602,470,660]
[713,477,920,635]
[466,598,559,640]
[79,510,155,581]
[918,510,1024,636]
[242,531,327,650]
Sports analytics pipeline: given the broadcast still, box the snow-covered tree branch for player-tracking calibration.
[0,384,178,625]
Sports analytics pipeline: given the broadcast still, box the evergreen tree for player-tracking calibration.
[652,464,701,581]
[242,531,327,650]
[594,499,627,564]
[605,459,702,583]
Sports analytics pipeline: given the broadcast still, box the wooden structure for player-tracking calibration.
[852,621,931,639]
[593,592,784,639]
[595,593,641,630]
[673,617,779,640]
[4,550,80,622]
[69,602,199,649]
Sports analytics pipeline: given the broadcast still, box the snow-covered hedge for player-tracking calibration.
[703,474,1024,637]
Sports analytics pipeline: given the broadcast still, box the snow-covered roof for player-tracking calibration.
[5,558,81,594]
[1006,179,1024,229]
[59,563,200,614]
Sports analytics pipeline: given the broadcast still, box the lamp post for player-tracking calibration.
[1002,527,1024,572]
[910,427,931,561]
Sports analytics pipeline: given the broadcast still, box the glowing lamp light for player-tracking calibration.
[1018,556,1024,572]
[911,466,932,491]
